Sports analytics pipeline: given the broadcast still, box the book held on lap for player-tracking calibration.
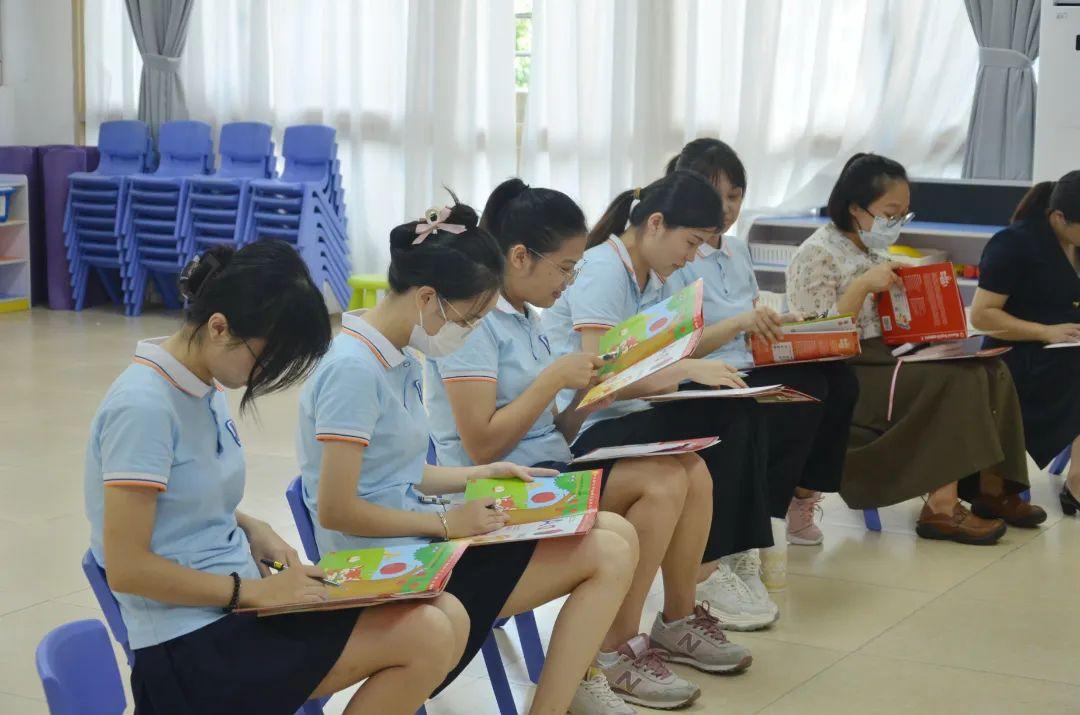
[749,315,861,366]
[577,281,705,409]
[571,437,721,463]
[877,262,967,345]
[460,469,603,545]
[642,385,820,404]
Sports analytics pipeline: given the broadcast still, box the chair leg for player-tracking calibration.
[297,699,323,715]
[1020,489,1031,503]
[514,612,545,685]
[863,508,882,532]
[1049,446,1072,477]
[481,631,518,715]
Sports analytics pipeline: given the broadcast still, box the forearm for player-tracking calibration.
[105,547,240,608]
[693,317,744,357]
[460,373,564,464]
[971,306,1049,342]
[554,392,591,440]
[320,493,444,539]
[836,277,872,318]
[235,510,264,535]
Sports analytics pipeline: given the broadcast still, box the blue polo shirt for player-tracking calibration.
[666,237,759,369]
[427,295,573,467]
[540,236,664,436]
[84,339,259,650]
[297,310,439,555]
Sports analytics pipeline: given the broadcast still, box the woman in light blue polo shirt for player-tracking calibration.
[84,241,464,715]
[298,198,638,715]
[541,172,779,633]
[426,179,754,712]
[665,139,859,549]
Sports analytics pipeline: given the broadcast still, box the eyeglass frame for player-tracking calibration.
[526,247,580,286]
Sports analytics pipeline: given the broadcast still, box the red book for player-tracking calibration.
[877,262,967,346]
[749,315,861,366]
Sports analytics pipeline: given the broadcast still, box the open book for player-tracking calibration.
[878,263,968,346]
[749,315,861,366]
[577,280,705,409]
[460,469,602,545]
[896,337,1010,363]
[642,385,820,404]
[240,541,468,617]
[571,437,720,464]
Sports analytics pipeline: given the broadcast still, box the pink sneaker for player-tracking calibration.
[787,492,823,545]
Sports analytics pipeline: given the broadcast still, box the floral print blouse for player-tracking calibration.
[786,222,889,340]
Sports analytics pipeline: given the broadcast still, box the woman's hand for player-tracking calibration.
[543,353,605,390]
[737,305,786,342]
[239,565,329,608]
[1041,323,1080,344]
[476,462,558,483]
[682,359,748,389]
[445,499,510,538]
[243,518,303,577]
[857,262,904,294]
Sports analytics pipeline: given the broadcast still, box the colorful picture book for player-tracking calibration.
[460,469,602,545]
[877,262,968,346]
[749,315,861,366]
[896,338,1011,363]
[578,280,705,409]
[239,541,468,617]
[642,384,820,404]
[571,437,720,463]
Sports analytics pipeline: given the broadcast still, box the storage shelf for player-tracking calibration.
[0,256,28,266]
[0,220,28,228]
[0,175,31,312]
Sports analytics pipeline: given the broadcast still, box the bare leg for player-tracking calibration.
[598,456,686,648]
[794,486,816,499]
[310,597,466,715]
[662,454,713,621]
[1065,434,1080,498]
[697,560,720,583]
[926,481,959,515]
[499,512,638,715]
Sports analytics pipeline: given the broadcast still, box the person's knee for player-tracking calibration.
[431,593,470,662]
[639,460,689,510]
[591,512,639,576]
[399,603,459,674]
[685,458,713,503]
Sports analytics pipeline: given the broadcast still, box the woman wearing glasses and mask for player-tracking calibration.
[785,153,1044,545]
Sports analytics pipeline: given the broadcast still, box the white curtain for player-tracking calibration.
[83,0,517,273]
[522,0,980,231]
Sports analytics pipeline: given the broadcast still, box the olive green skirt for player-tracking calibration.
[841,338,1029,509]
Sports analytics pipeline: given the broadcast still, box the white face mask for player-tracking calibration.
[858,214,906,250]
[408,297,476,357]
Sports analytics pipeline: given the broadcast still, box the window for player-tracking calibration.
[514,0,533,93]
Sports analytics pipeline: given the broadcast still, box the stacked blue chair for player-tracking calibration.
[36,619,126,715]
[63,120,153,311]
[123,120,215,315]
[243,124,351,309]
[180,122,276,259]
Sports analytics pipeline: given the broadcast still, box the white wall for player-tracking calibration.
[1034,0,1080,180]
[0,0,76,146]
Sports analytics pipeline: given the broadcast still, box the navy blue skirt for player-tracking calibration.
[131,608,360,715]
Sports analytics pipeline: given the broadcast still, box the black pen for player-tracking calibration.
[260,558,340,587]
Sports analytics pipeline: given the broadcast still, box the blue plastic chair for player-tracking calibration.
[1049,444,1072,476]
[287,476,530,714]
[36,619,126,715]
[81,549,326,715]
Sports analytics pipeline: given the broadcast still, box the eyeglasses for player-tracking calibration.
[864,210,916,229]
[438,296,482,329]
[241,338,267,375]
[527,247,580,285]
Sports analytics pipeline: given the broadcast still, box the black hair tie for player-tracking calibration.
[178,253,222,302]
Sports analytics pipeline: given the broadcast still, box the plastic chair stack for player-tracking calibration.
[180,122,276,259]
[122,120,215,315]
[63,120,153,311]
[243,124,351,309]
[36,619,127,715]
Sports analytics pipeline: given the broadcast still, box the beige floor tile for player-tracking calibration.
[862,589,1080,685]
[0,690,50,714]
[742,574,935,652]
[761,653,1080,715]
[0,516,94,611]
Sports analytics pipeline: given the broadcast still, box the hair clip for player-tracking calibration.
[414,206,467,245]
[629,187,642,216]
[178,253,221,302]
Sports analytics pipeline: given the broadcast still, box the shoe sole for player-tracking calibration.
[663,652,753,675]
[970,503,1048,528]
[616,687,702,710]
[787,533,824,545]
[700,606,779,631]
[915,521,1007,545]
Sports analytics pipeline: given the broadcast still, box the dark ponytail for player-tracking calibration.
[1013,171,1080,223]
[667,138,747,190]
[178,240,332,413]
[387,189,505,305]
[826,153,908,232]
[664,155,680,176]
[587,170,724,249]
[480,178,587,255]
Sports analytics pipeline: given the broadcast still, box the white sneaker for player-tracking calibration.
[569,669,637,715]
[722,549,779,613]
[696,561,778,631]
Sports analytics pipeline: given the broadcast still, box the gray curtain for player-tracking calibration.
[962,0,1040,180]
[125,0,196,137]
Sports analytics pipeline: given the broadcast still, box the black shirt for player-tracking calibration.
[979,217,1080,344]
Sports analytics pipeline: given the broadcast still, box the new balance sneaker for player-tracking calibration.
[787,491,824,545]
[696,561,778,631]
[598,634,701,710]
[569,668,637,715]
[649,605,753,674]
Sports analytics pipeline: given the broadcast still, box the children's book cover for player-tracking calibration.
[878,262,967,345]
[461,469,602,545]
[241,541,467,617]
[749,315,861,366]
[643,385,820,405]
